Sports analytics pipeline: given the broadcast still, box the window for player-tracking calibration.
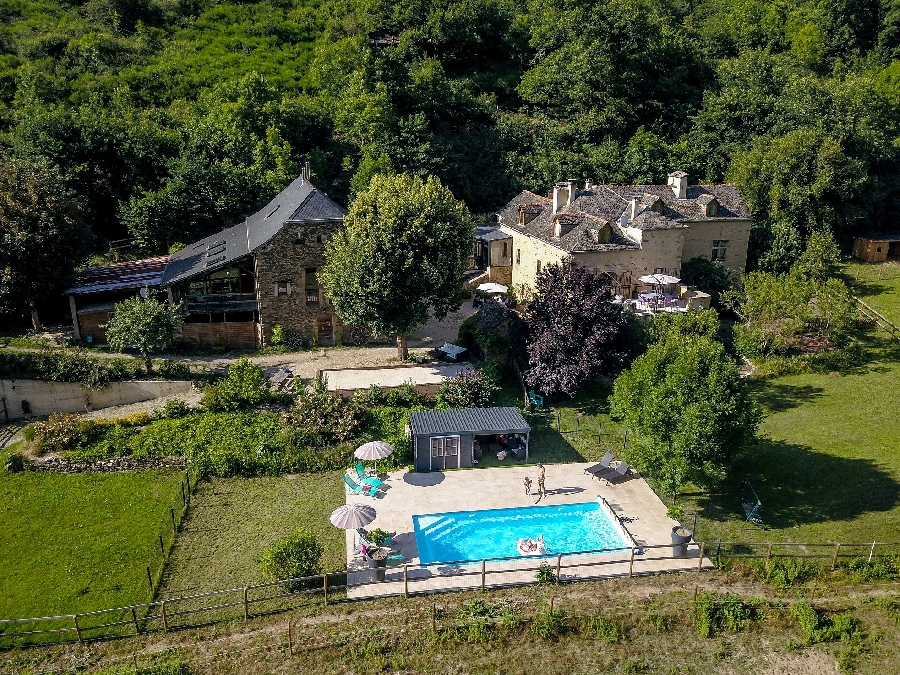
[430,438,444,457]
[305,268,319,305]
[516,249,521,265]
[430,437,458,457]
[711,240,729,261]
[276,282,289,297]
[502,241,508,258]
[706,201,718,217]
[536,260,541,274]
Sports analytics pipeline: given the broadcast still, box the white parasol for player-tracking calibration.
[638,273,680,285]
[354,441,394,461]
[477,282,509,294]
[329,503,377,529]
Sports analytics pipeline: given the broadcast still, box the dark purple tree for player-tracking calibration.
[523,259,626,397]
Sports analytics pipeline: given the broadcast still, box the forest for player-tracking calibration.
[3,0,900,318]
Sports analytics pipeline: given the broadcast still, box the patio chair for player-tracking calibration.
[528,390,544,409]
[601,461,632,484]
[354,462,384,489]
[343,475,377,497]
[584,452,614,478]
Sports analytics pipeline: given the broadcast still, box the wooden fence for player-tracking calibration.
[854,296,900,341]
[2,539,898,648]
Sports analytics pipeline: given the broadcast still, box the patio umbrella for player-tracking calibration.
[638,273,680,285]
[329,503,377,529]
[355,441,394,474]
[477,282,509,294]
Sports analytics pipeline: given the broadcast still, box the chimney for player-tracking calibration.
[567,179,578,205]
[667,171,688,199]
[629,198,641,221]
[584,178,592,191]
[553,182,570,214]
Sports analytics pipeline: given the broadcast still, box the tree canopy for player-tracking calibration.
[320,173,473,359]
[0,158,89,330]
[104,295,183,371]
[523,260,626,397]
[609,334,761,500]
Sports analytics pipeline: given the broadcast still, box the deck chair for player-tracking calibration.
[528,390,544,409]
[602,461,632,483]
[584,452,614,478]
[355,463,384,489]
[343,475,376,497]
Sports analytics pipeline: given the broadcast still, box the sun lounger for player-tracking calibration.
[584,453,614,478]
[355,462,385,490]
[343,475,377,496]
[601,461,632,483]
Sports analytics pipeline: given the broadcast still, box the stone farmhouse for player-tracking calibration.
[160,172,347,349]
[491,171,752,298]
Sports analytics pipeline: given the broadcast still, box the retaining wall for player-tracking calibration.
[1,379,193,419]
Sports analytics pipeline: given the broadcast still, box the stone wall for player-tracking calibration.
[254,221,344,346]
[680,219,752,275]
[1,379,193,419]
[501,225,568,291]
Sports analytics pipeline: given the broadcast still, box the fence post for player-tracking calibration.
[147,566,153,590]
[161,600,168,632]
[697,542,705,572]
[131,606,139,635]
[243,587,249,620]
[832,543,841,570]
[73,615,82,642]
[629,546,635,577]
[556,553,562,580]
[432,602,437,631]
[403,564,409,597]
[550,596,556,614]
[181,481,186,506]
[869,541,876,563]
[159,534,164,555]
[170,507,176,532]
[323,574,328,606]
[481,560,486,590]
[765,543,773,571]
[288,620,294,656]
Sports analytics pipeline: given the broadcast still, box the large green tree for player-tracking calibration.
[609,335,760,501]
[320,173,473,359]
[0,158,90,330]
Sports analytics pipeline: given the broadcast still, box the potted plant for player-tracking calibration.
[368,547,389,582]
[367,528,392,547]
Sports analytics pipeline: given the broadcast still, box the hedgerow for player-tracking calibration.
[0,350,197,387]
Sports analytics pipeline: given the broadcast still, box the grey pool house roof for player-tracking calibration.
[409,407,531,436]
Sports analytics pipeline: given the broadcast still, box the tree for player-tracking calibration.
[680,257,734,309]
[522,260,626,397]
[793,230,841,283]
[104,295,183,372]
[609,336,761,501]
[0,158,90,330]
[320,173,474,360]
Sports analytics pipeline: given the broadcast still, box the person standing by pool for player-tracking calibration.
[537,463,546,497]
[523,476,533,497]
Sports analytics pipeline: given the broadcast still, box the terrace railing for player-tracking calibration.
[2,540,899,648]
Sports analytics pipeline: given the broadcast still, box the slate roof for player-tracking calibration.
[497,181,750,253]
[66,256,169,295]
[409,407,531,436]
[161,176,346,286]
[475,225,512,242]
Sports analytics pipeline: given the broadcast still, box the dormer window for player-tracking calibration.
[554,218,562,238]
[706,200,719,217]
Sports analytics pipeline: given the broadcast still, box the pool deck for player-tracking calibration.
[345,463,710,599]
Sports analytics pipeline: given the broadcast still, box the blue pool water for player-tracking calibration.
[412,501,629,564]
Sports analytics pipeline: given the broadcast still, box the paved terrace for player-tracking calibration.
[345,463,709,599]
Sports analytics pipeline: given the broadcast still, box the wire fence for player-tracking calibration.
[2,539,899,648]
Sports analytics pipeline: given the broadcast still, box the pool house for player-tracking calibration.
[409,407,531,472]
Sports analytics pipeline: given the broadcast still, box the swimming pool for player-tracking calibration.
[412,500,630,564]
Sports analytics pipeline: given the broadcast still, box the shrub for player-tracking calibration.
[436,368,499,408]
[352,384,385,407]
[156,360,192,380]
[285,379,364,448]
[4,453,25,472]
[764,558,817,589]
[259,528,323,591]
[160,399,191,419]
[31,413,102,454]
[535,561,558,585]
[384,381,426,407]
[694,592,762,637]
[648,309,720,345]
[201,359,271,411]
[271,324,286,346]
[530,606,567,639]
[680,256,734,308]
[792,602,862,645]
[583,616,624,642]
[845,556,900,581]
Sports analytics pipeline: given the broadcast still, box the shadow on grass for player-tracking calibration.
[696,438,900,530]
[749,382,825,414]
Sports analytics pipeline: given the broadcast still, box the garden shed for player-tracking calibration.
[853,234,900,262]
[409,407,531,472]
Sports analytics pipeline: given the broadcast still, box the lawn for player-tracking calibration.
[0,459,184,619]
[158,471,346,598]
[842,260,900,325]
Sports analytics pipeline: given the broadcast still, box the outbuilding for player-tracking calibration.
[853,234,900,262]
[409,407,531,472]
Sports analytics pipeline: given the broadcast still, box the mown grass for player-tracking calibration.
[0,454,184,619]
[842,260,900,325]
[157,472,346,598]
